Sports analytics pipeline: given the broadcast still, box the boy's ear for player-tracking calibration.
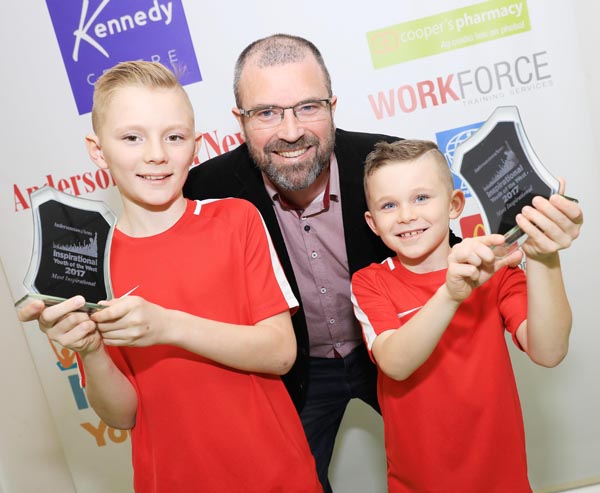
[364,210,381,237]
[449,189,466,219]
[85,134,108,170]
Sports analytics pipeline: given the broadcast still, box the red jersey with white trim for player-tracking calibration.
[103,198,320,493]
[352,256,531,493]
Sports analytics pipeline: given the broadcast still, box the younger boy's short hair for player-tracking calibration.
[91,60,192,133]
[364,139,454,197]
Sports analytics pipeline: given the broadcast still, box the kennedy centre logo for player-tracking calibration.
[45,0,202,114]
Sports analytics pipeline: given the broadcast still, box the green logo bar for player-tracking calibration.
[367,0,530,69]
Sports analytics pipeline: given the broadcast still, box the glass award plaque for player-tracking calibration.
[451,106,563,257]
[14,186,116,313]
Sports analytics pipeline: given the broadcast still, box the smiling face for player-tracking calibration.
[234,54,336,192]
[86,85,201,220]
[365,153,465,272]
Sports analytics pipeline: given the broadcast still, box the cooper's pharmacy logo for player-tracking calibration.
[45,0,201,114]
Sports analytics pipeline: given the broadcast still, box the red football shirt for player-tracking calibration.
[352,257,531,493]
[85,198,320,493]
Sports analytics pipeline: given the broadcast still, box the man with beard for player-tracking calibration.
[183,34,459,492]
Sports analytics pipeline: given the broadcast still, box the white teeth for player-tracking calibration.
[141,175,167,180]
[278,148,306,158]
[399,230,423,238]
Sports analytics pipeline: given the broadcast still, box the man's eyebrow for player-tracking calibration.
[249,98,324,109]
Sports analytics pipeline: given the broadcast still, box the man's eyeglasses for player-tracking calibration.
[238,98,333,129]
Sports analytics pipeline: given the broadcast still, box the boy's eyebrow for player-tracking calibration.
[371,186,436,199]
[369,194,398,206]
[111,122,195,133]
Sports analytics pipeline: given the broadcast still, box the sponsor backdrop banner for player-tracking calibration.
[45,0,201,114]
[1,1,598,492]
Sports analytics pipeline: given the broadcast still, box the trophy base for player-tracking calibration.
[492,225,526,259]
[14,293,103,314]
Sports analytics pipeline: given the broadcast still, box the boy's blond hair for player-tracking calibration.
[364,139,454,199]
[91,61,192,133]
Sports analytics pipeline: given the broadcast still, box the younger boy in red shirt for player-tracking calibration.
[351,139,582,493]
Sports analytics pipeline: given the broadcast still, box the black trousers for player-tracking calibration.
[299,345,380,493]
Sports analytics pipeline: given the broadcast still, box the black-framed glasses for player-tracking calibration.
[238,98,333,129]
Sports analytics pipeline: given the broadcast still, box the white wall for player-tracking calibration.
[0,262,75,493]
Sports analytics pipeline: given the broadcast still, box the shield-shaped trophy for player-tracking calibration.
[15,186,116,312]
[452,106,561,257]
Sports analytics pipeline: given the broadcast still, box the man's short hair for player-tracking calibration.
[233,34,332,107]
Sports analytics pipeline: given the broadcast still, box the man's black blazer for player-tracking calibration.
[183,128,401,410]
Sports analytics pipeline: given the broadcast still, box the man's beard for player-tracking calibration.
[246,125,335,191]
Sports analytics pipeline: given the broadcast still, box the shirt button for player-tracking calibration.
[320,287,327,294]
[329,318,335,325]
[311,251,318,259]
[304,224,311,232]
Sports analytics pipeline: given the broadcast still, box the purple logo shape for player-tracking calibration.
[45,0,202,115]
